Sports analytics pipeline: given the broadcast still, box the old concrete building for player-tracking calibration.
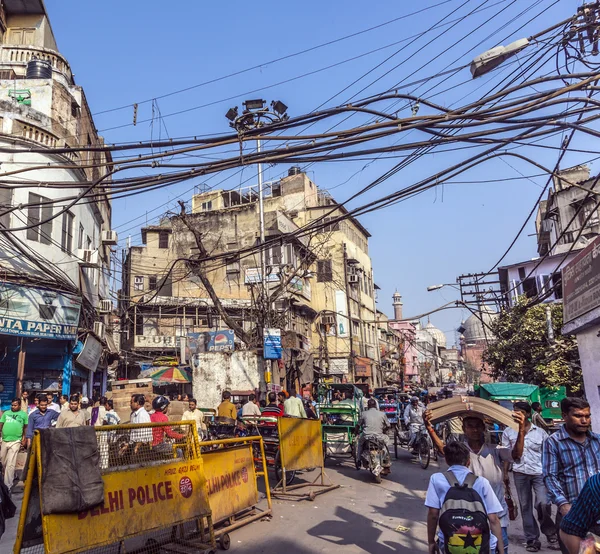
[536,165,600,257]
[376,310,402,385]
[122,167,382,391]
[388,292,419,385]
[0,0,114,407]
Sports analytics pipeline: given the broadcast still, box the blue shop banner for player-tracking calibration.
[0,284,81,340]
[263,328,282,360]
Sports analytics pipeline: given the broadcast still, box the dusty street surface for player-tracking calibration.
[1,449,551,553]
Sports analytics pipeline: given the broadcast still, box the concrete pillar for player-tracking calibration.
[576,324,600,431]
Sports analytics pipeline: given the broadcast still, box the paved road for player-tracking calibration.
[1,448,556,553]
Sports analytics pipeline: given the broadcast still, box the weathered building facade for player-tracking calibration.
[122,168,382,391]
[0,0,114,407]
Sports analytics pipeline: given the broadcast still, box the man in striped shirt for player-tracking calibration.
[542,397,600,554]
[559,473,600,553]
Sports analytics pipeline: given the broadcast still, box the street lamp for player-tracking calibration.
[427,283,460,292]
[470,38,529,78]
[225,99,290,322]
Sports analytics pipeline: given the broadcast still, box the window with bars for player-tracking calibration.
[158,231,169,249]
[148,275,157,291]
[26,192,53,245]
[60,211,74,253]
[317,259,332,282]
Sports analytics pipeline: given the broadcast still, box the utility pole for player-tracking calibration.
[226,99,289,332]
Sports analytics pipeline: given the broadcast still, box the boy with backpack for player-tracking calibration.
[425,441,505,554]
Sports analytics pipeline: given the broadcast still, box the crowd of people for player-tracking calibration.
[423,397,598,554]
[216,389,319,421]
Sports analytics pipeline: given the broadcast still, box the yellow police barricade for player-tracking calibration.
[274,417,339,500]
[13,422,221,554]
[199,436,273,543]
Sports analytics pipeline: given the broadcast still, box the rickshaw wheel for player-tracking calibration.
[275,450,296,486]
[418,437,430,470]
[219,533,231,550]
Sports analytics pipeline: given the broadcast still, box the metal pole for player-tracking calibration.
[256,137,268,326]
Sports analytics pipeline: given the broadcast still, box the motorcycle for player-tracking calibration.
[356,435,390,483]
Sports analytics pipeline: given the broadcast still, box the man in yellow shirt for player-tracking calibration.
[217,391,237,420]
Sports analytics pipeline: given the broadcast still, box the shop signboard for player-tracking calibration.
[0,284,81,340]
[563,236,600,323]
[244,267,280,284]
[76,335,103,372]
[263,328,282,359]
[187,330,234,353]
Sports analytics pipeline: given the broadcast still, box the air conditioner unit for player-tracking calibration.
[321,314,336,326]
[93,321,105,338]
[348,275,359,284]
[98,299,112,314]
[77,249,99,268]
[101,230,118,245]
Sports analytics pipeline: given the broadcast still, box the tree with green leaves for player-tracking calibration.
[483,298,582,394]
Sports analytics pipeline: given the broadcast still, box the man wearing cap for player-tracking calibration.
[80,396,92,425]
[425,409,525,554]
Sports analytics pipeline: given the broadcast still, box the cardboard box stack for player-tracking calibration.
[109,378,153,423]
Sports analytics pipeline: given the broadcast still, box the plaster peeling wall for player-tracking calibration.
[192,351,263,409]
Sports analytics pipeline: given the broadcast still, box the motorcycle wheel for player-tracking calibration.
[418,436,430,469]
[274,450,296,486]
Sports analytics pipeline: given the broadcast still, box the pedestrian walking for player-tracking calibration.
[261,392,283,417]
[128,394,152,450]
[217,391,237,420]
[284,388,307,418]
[102,399,120,426]
[26,395,59,447]
[241,394,261,417]
[542,397,600,554]
[56,395,88,428]
[19,391,29,413]
[45,392,60,413]
[425,411,515,553]
[0,399,28,492]
[558,473,600,553]
[531,402,551,432]
[182,398,206,436]
[79,396,92,424]
[90,396,107,427]
[425,441,505,554]
[501,402,558,551]
[58,394,69,413]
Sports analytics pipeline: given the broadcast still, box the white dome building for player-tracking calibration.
[462,306,498,343]
[424,320,447,348]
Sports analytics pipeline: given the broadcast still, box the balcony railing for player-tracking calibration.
[0,45,72,81]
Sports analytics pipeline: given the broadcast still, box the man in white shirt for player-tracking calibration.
[182,398,206,437]
[404,396,425,449]
[46,392,60,413]
[241,394,261,418]
[129,394,152,450]
[502,402,558,552]
[425,441,505,554]
[284,388,307,418]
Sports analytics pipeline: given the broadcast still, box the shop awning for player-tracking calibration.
[139,365,192,385]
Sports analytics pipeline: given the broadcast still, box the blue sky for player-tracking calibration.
[45,0,590,343]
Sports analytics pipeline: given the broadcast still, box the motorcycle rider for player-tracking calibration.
[404,396,426,452]
[356,398,391,475]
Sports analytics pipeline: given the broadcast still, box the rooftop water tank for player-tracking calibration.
[26,59,52,79]
[288,166,302,176]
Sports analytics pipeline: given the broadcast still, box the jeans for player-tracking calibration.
[501,527,509,554]
[513,472,556,543]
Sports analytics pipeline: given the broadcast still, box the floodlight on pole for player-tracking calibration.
[470,38,530,78]
[271,100,288,115]
[243,99,266,111]
[225,106,238,122]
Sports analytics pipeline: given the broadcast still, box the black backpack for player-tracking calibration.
[438,471,491,554]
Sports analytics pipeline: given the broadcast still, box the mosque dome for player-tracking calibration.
[424,320,447,348]
[462,306,498,342]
